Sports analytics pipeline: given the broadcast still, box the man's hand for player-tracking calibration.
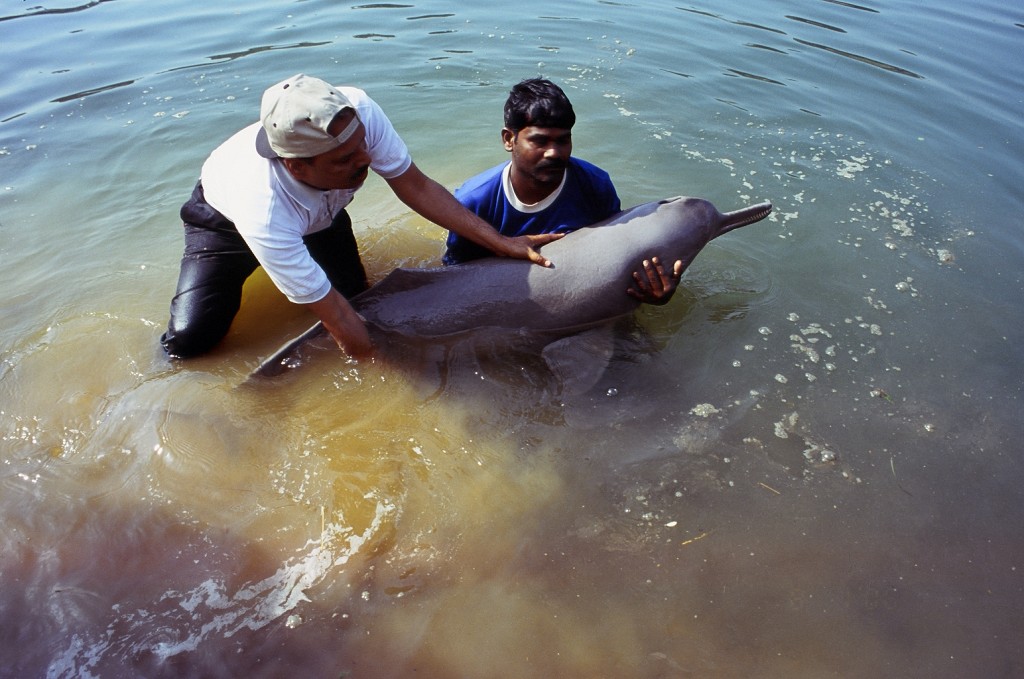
[306,289,373,359]
[627,256,683,305]
[496,232,565,267]
[330,316,373,359]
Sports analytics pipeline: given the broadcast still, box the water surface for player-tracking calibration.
[2,1,1022,677]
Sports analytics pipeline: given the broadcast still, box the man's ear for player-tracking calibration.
[501,128,515,152]
[282,157,310,182]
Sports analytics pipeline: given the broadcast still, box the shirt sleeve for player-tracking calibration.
[235,188,333,305]
[346,88,413,179]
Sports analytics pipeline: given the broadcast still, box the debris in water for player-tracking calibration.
[774,412,799,439]
[680,530,711,546]
[690,403,721,417]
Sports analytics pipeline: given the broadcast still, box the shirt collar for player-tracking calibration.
[502,161,567,214]
[270,157,325,212]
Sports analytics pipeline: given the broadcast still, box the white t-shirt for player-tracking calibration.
[200,86,412,304]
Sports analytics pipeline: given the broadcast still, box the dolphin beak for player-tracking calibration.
[720,201,773,234]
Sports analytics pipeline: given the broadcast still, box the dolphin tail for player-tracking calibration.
[718,201,773,236]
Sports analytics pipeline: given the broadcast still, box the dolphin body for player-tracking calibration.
[250,196,772,380]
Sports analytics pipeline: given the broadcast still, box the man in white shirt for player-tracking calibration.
[161,74,561,359]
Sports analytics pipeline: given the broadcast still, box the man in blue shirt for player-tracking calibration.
[444,78,682,304]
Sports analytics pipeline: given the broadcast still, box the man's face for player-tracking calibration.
[285,110,371,191]
[503,125,573,190]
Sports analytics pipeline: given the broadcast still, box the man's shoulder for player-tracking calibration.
[201,124,271,204]
[568,157,613,183]
[562,157,620,218]
[566,157,618,199]
[460,162,506,189]
[454,162,506,202]
[334,86,392,129]
[208,122,262,158]
[334,86,376,116]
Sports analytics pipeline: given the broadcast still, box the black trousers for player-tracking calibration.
[161,182,368,358]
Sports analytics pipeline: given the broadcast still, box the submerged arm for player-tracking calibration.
[305,288,373,358]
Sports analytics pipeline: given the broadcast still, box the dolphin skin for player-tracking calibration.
[251,196,772,379]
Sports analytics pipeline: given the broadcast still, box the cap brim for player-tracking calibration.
[255,126,279,159]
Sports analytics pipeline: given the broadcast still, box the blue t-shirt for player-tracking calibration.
[443,157,621,265]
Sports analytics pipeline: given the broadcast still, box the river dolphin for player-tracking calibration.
[250,196,772,380]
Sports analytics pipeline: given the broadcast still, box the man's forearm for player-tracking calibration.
[387,162,559,266]
[389,165,506,251]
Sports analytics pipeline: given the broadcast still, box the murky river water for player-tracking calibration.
[2,1,1023,677]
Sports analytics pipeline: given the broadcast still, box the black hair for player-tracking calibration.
[503,78,576,132]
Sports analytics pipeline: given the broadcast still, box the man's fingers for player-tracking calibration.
[507,233,563,267]
[529,248,553,268]
[529,232,565,247]
[625,257,684,304]
[646,259,667,292]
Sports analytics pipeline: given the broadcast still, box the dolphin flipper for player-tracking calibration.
[248,321,326,380]
[541,326,617,396]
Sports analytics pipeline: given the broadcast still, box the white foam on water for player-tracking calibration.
[46,498,394,677]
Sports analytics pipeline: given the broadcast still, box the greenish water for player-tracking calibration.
[2,1,1022,677]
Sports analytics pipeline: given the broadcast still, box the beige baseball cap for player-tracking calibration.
[255,74,361,159]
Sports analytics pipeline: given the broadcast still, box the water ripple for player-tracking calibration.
[0,0,116,23]
[726,69,787,87]
[793,38,924,79]
[50,80,134,104]
[786,15,847,33]
[823,0,880,12]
